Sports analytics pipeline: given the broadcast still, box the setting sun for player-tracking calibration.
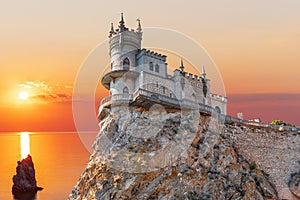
[19,91,29,100]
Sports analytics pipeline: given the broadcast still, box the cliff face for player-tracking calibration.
[69,106,278,200]
[223,123,300,199]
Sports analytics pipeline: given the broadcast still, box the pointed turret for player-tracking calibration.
[119,12,127,32]
[179,58,184,72]
[202,66,206,79]
[136,18,142,32]
[109,23,115,38]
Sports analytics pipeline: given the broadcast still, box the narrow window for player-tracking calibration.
[149,62,153,71]
[123,87,129,94]
[215,106,221,114]
[162,87,165,94]
[123,58,130,70]
[155,64,159,73]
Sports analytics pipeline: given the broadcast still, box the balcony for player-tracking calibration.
[100,93,133,107]
[98,88,215,119]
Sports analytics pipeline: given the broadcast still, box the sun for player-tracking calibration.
[19,91,29,100]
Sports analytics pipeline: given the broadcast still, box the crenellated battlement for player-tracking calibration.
[211,93,228,103]
[137,49,167,62]
[182,72,205,82]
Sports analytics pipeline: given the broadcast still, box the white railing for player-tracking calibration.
[100,95,112,105]
[134,88,180,106]
[100,88,214,115]
[100,94,133,107]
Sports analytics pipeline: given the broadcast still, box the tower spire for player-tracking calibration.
[119,12,126,32]
[179,58,184,72]
[109,22,115,38]
[136,18,142,32]
[202,66,206,79]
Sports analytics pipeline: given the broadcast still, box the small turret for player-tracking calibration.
[109,23,115,38]
[202,66,206,79]
[118,12,128,32]
[136,18,142,32]
[179,58,185,72]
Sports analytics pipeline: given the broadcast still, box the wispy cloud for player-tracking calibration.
[19,81,72,103]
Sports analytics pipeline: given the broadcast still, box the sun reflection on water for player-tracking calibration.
[20,132,30,160]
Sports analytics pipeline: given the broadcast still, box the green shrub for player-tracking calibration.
[271,119,295,127]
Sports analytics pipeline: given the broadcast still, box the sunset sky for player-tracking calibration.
[0,0,299,131]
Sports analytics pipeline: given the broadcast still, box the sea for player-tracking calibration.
[0,132,97,200]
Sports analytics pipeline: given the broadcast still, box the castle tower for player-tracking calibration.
[102,13,143,95]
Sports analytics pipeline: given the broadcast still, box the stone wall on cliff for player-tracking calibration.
[69,106,278,200]
[223,123,300,199]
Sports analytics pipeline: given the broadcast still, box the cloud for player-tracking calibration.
[64,85,73,89]
[19,81,72,103]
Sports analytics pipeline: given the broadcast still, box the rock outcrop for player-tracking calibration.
[69,106,278,199]
[12,155,43,196]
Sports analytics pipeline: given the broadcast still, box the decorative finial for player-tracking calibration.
[136,18,142,32]
[109,22,115,38]
[120,12,124,23]
[179,58,184,72]
[202,66,206,79]
[119,12,126,31]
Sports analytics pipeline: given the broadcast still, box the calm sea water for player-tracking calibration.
[0,132,96,200]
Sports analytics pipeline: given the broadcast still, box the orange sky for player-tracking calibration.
[0,0,299,131]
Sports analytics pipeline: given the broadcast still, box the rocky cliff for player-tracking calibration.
[69,106,285,200]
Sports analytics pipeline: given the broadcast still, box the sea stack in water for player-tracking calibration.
[12,155,43,195]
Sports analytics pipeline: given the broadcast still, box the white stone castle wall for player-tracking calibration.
[110,77,135,95]
[211,96,227,115]
[136,55,167,78]
[138,71,175,97]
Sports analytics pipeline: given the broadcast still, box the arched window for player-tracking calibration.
[123,58,130,70]
[215,106,221,114]
[155,64,159,73]
[123,87,129,94]
[149,62,153,71]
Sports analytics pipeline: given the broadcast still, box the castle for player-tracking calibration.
[98,14,227,119]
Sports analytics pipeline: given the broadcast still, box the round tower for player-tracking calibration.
[102,13,142,92]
